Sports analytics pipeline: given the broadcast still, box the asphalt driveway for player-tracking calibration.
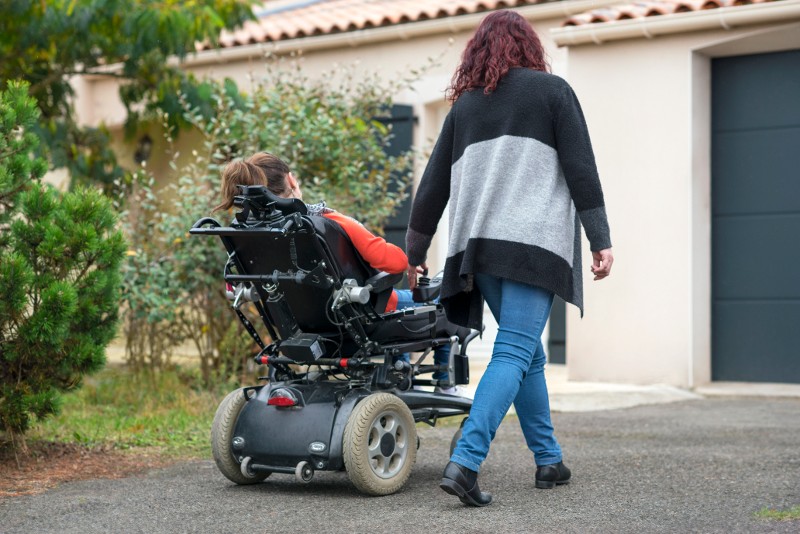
[1,397,798,533]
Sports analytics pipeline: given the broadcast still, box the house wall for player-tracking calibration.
[75,16,566,278]
[74,10,800,387]
[560,21,800,387]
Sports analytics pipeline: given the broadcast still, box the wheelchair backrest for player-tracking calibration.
[198,186,380,338]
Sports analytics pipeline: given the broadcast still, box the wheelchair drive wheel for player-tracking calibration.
[343,393,417,496]
[212,388,270,485]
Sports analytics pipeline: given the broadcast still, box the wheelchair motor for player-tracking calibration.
[191,185,479,496]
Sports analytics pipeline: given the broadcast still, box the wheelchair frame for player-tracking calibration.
[190,186,478,496]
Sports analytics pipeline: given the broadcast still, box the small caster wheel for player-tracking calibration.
[240,456,258,479]
[295,461,314,483]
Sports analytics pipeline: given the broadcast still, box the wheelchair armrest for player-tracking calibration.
[366,271,403,293]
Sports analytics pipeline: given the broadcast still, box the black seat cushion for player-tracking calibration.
[366,307,458,343]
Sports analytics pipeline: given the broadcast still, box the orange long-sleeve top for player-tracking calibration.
[323,211,406,312]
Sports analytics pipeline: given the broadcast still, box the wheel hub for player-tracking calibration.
[368,411,408,479]
[380,432,395,457]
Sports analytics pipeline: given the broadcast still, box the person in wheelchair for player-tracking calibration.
[194,156,478,496]
[214,153,469,397]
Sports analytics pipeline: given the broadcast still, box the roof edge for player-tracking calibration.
[183,0,624,67]
[551,0,800,46]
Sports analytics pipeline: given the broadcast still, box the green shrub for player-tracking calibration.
[0,82,126,450]
[200,60,415,231]
[120,60,415,385]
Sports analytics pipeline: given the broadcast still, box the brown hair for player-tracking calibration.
[213,159,268,212]
[247,152,292,196]
[447,10,549,102]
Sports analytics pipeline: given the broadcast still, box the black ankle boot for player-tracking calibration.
[535,461,571,489]
[439,461,492,507]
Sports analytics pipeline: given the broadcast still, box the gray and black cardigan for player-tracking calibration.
[406,68,611,330]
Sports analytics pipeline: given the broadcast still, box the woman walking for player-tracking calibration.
[405,10,614,506]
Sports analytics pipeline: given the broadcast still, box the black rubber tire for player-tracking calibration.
[211,388,270,485]
[343,392,417,496]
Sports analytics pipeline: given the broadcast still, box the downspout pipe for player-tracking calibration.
[551,0,800,46]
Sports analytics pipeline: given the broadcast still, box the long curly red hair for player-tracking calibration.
[447,10,550,102]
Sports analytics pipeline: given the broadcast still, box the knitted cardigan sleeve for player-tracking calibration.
[405,110,455,265]
[555,85,612,252]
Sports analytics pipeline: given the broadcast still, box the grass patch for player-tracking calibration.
[29,366,232,458]
[28,367,486,457]
[754,506,800,521]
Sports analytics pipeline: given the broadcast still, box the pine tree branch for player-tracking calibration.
[73,254,97,285]
[0,182,30,205]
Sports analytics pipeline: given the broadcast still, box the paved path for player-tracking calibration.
[2,397,799,533]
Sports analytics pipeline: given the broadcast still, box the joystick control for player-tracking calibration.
[412,269,442,303]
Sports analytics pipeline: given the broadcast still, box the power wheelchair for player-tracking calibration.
[190,185,479,496]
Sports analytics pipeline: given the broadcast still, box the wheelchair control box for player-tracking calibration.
[277,333,324,362]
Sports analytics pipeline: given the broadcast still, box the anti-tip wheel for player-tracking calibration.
[240,456,258,479]
[295,461,314,483]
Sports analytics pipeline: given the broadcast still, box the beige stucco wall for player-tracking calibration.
[560,21,800,387]
[73,8,800,387]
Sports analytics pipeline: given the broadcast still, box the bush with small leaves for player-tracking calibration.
[0,82,125,451]
[120,60,417,385]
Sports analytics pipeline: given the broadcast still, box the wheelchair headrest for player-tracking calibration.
[233,185,308,224]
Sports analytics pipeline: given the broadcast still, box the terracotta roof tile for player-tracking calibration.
[563,0,775,26]
[201,0,554,50]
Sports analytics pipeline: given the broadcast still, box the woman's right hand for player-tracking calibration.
[406,262,428,289]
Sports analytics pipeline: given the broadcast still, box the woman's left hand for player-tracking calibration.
[591,248,614,280]
[406,262,427,289]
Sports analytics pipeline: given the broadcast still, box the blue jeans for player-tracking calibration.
[450,274,562,471]
[394,289,450,381]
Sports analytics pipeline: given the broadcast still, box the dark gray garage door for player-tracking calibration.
[711,49,800,383]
